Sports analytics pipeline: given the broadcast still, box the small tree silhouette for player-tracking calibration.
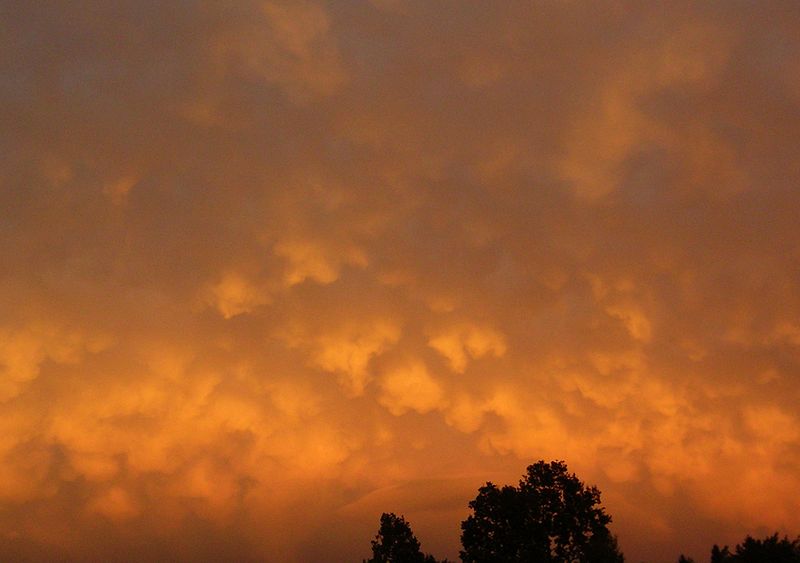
[365,512,438,563]
[711,544,732,563]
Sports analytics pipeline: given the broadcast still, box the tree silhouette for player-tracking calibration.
[711,545,731,563]
[365,512,438,563]
[459,460,624,563]
[708,533,800,562]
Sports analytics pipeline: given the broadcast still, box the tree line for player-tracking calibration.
[363,460,800,563]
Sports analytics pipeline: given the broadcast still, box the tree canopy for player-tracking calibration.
[459,460,624,563]
[678,533,800,563]
[709,533,800,563]
[365,512,438,563]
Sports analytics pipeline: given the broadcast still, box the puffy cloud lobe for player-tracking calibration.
[1,1,800,561]
[0,323,109,401]
[427,323,507,373]
[379,360,444,416]
[205,271,272,318]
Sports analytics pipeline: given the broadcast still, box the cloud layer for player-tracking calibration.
[2,1,800,561]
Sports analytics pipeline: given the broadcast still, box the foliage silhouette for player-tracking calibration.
[710,545,731,563]
[707,533,800,562]
[459,460,624,562]
[365,512,439,563]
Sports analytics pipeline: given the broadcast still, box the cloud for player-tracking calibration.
[205,271,271,318]
[379,360,445,416]
[427,323,507,373]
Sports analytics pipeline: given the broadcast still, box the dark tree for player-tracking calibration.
[459,460,624,562]
[711,545,731,563]
[678,556,696,563]
[365,512,438,563]
[709,533,800,563]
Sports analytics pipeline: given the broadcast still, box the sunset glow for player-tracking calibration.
[2,2,800,561]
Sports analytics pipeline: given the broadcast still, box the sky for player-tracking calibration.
[1,1,800,561]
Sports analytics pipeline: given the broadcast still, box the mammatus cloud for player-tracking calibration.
[1,1,800,561]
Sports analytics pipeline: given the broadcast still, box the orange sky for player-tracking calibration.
[2,1,800,561]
